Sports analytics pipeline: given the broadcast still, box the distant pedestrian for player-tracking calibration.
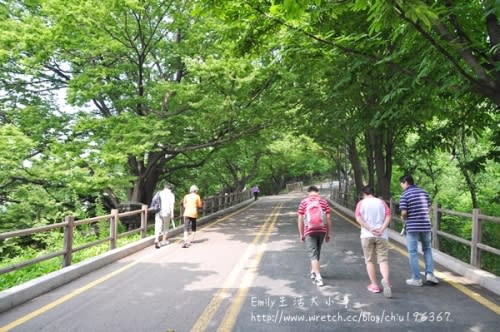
[399,174,439,286]
[181,185,202,248]
[151,183,175,249]
[355,185,392,298]
[297,185,332,287]
[251,185,260,200]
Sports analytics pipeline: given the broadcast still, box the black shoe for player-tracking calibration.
[155,242,160,249]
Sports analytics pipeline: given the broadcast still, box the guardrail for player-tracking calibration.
[330,188,500,272]
[430,205,500,268]
[0,190,252,277]
[286,181,303,192]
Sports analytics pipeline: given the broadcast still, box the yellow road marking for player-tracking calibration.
[190,204,283,332]
[0,202,256,332]
[333,209,500,315]
[0,258,142,332]
[217,205,281,331]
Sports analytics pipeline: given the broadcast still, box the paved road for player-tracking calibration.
[0,192,499,331]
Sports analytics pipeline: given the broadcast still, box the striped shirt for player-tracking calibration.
[297,195,330,236]
[399,185,431,233]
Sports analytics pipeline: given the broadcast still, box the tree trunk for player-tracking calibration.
[364,132,375,189]
[347,140,364,198]
[127,152,167,206]
[371,127,393,200]
[456,130,480,208]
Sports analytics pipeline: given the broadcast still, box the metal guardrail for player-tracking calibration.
[0,190,252,277]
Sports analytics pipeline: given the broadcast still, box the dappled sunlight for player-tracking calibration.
[340,249,364,264]
[437,271,477,286]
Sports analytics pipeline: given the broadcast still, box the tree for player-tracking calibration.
[272,0,500,108]
[0,0,285,212]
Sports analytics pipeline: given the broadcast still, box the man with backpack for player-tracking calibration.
[151,183,176,249]
[297,185,332,286]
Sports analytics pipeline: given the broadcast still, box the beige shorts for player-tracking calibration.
[361,237,389,264]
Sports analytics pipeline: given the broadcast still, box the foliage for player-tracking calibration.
[0,0,498,284]
[0,222,153,291]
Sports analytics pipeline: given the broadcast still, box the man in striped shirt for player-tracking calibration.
[399,175,439,286]
[297,186,332,287]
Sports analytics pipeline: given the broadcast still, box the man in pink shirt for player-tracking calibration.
[355,185,392,298]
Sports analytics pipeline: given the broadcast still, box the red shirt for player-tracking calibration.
[297,195,330,236]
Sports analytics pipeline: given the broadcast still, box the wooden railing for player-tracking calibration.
[430,205,500,268]
[0,190,252,277]
[330,187,500,271]
[201,191,252,216]
[286,182,303,192]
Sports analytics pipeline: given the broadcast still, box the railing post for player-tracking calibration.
[389,198,396,230]
[141,204,148,238]
[471,208,482,267]
[62,215,74,268]
[432,202,440,250]
[110,209,118,250]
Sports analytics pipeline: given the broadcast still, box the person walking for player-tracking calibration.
[297,185,332,287]
[181,185,202,248]
[355,185,392,298]
[251,185,260,200]
[399,174,439,286]
[151,183,175,249]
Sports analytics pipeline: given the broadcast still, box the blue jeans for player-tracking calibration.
[406,231,434,279]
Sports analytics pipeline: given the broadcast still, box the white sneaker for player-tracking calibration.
[381,279,392,298]
[406,278,423,287]
[315,277,324,287]
[426,273,439,284]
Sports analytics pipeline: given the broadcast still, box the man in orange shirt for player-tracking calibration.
[181,185,202,248]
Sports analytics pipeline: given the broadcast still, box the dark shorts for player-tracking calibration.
[183,217,197,232]
[305,232,326,261]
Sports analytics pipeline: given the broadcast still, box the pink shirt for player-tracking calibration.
[355,196,391,239]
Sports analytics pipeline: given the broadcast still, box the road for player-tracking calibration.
[0,192,499,331]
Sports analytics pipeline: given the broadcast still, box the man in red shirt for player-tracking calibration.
[297,186,332,286]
